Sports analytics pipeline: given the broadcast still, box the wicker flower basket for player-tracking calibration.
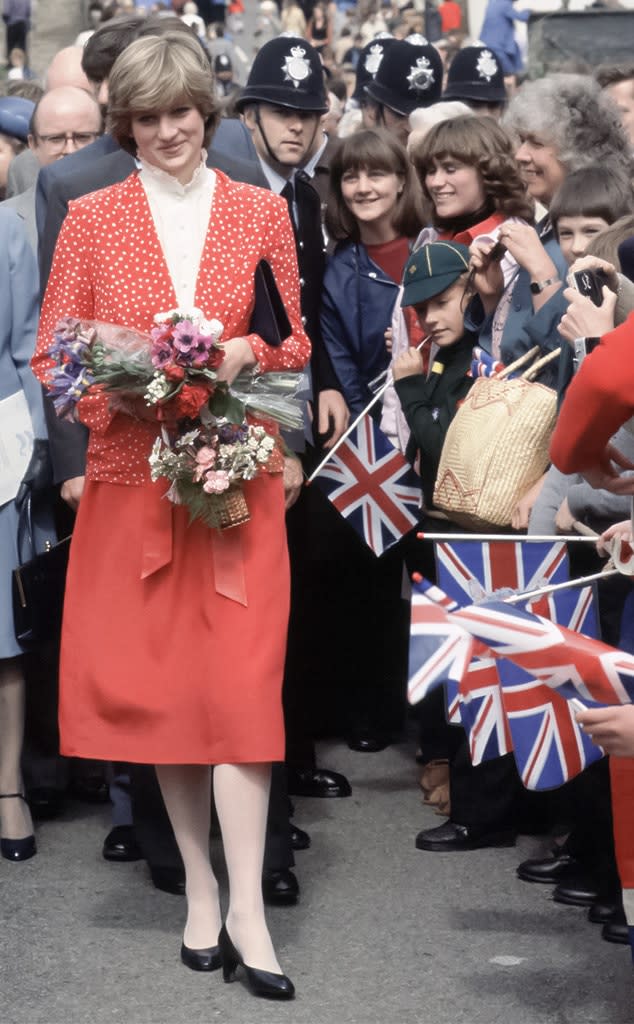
[433,346,561,531]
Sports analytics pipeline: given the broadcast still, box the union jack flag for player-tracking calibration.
[459,656,513,765]
[312,414,420,556]
[496,659,603,789]
[408,578,473,705]
[452,600,634,706]
[437,539,567,602]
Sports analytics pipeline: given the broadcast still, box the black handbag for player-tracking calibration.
[249,259,292,348]
[12,494,71,649]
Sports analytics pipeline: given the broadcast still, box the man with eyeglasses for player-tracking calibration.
[2,85,101,252]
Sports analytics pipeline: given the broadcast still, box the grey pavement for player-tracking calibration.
[1,738,632,1024]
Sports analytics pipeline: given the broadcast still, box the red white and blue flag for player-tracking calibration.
[408,578,473,705]
[459,655,513,765]
[451,600,634,707]
[312,414,420,556]
[496,659,603,789]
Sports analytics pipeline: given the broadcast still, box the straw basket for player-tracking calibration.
[433,346,561,530]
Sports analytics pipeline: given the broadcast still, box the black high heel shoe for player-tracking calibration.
[218,924,295,1000]
[0,794,36,862]
[180,941,222,972]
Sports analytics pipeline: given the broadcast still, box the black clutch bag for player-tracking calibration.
[249,259,292,348]
[12,495,71,649]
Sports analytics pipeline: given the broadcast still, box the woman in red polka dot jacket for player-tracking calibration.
[32,32,311,1001]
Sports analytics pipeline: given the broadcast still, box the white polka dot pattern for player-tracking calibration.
[33,171,312,486]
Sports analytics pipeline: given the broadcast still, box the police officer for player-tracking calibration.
[442,45,508,120]
[237,40,353,816]
[365,38,444,145]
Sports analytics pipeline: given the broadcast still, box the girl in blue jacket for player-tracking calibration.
[321,129,425,417]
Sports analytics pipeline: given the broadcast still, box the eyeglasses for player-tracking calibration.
[35,131,100,151]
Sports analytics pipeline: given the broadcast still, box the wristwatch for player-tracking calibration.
[530,276,559,294]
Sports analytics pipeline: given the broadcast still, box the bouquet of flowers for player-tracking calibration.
[149,422,283,530]
[48,311,225,425]
[47,310,305,530]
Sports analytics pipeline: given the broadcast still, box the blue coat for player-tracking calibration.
[320,240,400,414]
[0,208,53,657]
[479,0,530,74]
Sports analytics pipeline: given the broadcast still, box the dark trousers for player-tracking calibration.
[6,21,27,57]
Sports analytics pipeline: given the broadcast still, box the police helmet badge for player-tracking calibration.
[405,33,429,46]
[476,49,498,82]
[406,56,435,93]
[282,45,312,88]
[364,44,384,77]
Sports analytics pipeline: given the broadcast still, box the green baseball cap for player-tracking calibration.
[401,241,470,307]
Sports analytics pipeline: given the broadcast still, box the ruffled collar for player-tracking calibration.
[137,151,214,196]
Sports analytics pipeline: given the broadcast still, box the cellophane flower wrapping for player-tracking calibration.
[47,311,300,530]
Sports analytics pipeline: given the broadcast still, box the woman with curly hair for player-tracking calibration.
[382,114,536,453]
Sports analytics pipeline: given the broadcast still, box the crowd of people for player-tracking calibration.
[2,0,634,1004]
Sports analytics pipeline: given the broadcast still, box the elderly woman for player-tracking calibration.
[32,32,310,1000]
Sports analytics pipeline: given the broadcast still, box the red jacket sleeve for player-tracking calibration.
[550,314,634,473]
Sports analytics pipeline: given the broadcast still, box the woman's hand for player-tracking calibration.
[498,222,557,282]
[283,454,304,509]
[596,517,633,555]
[577,705,634,757]
[558,287,617,345]
[582,443,634,494]
[511,473,546,530]
[385,327,393,353]
[567,255,619,295]
[393,347,424,381]
[468,241,505,314]
[215,336,257,385]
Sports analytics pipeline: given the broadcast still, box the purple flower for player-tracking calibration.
[48,366,94,420]
[172,320,198,357]
[217,423,248,444]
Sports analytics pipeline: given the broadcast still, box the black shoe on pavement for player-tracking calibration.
[262,868,299,906]
[601,906,630,945]
[415,820,516,852]
[290,825,311,851]
[150,865,186,895]
[588,897,621,925]
[552,876,598,907]
[102,825,143,862]
[516,846,578,884]
[347,732,390,753]
[68,777,110,804]
[287,768,351,798]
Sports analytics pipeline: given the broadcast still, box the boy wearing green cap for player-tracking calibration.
[392,240,475,512]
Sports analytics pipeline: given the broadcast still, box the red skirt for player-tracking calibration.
[59,474,289,764]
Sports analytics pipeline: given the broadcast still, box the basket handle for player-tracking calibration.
[495,346,541,380]
[521,347,561,381]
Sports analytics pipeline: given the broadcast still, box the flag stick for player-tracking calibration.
[502,568,620,604]
[307,337,429,483]
[416,532,601,543]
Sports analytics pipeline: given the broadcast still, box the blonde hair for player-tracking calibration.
[107,32,219,155]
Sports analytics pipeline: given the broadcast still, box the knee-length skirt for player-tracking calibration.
[59,474,289,764]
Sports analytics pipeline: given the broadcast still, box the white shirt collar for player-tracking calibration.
[256,155,294,196]
[137,151,213,196]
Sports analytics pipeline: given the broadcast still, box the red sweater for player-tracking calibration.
[550,313,634,473]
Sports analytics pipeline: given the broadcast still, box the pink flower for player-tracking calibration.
[194,446,216,481]
[202,470,230,494]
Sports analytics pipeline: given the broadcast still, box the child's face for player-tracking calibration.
[341,166,404,231]
[413,278,466,347]
[556,214,610,266]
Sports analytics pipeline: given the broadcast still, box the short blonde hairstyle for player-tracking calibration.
[107,32,220,155]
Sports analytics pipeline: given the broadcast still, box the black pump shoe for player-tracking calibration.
[218,924,295,1000]
[180,942,222,972]
[0,794,36,862]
